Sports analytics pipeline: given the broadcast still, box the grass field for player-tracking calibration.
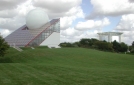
[0,47,134,85]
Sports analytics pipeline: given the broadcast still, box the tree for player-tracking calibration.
[112,40,128,53]
[59,42,74,47]
[79,38,99,48]
[112,40,121,52]
[119,42,128,52]
[132,41,134,47]
[130,41,134,53]
[95,41,113,52]
[79,38,90,47]
[72,42,80,47]
[0,36,10,57]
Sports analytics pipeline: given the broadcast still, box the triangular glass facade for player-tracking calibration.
[5,19,60,47]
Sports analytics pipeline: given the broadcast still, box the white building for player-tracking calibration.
[5,9,60,48]
[5,19,60,47]
[97,32,123,43]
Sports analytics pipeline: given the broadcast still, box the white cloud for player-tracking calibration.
[33,0,82,13]
[60,28,98,43]
[60,6,84,30]
[75,18,110,31]
[0,29,11,37]
[0,9,17,18]
[33,0,84,20]
[113,14,134,45]
[0,0,33,18]
[65,6,84,18]
[0,0,27,10]
[60,27,83,42]
[129,0,134,2]
[87,0,134,19]
[61,27,82,36]
[121,31,134,45]
[115,14,134,31]
[60,17,74,30]
[0,16,25,30]
[0,0,35,31]
[17,0,35,17]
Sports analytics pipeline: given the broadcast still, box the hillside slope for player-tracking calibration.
[0,47,134,85]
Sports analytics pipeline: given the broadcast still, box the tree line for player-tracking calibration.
[60,38,134,53]
[0,36,134,58]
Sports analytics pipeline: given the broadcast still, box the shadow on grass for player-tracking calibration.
[0,57,13,63]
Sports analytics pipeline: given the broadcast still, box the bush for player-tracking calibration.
[119,42,128,52]
[0,36,10,57]
[95,41,113,52]
[79,38,99,48]
[112,40,121,52]
[60,42,74,47]
[112,40,128,53]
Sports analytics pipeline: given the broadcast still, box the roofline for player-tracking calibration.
[97,32,123,35]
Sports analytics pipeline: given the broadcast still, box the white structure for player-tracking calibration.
[97,32,123,43]
[5,9,60,48]
[40,32,60,48]
[26,9,49,30]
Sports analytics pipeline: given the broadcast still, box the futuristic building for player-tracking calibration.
[97,32,123,43]
[5,9,60,48]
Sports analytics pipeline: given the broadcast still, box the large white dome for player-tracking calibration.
[26,9,49,30]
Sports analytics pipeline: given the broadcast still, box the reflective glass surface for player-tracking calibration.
[5,19,60,47]
[27,19,60,46]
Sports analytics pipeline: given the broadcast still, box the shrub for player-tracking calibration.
[95,41,113,52]
[0,36,10,57]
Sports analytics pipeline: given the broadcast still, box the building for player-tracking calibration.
[5,18,60,48]
[97,32,123,43]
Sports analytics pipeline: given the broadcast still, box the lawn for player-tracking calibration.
[0,47,134,85]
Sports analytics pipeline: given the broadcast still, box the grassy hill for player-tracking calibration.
[0,47,134,85]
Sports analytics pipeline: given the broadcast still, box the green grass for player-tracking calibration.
[0,47,134,85]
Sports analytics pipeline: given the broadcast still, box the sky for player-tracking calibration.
[0,0,134,45]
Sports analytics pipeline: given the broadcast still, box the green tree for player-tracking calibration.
[95,41,113,52]
[119,42,128,52]
[130,41,134,53]
[112,40,121,52]
[59,42,74,47]
[72,42,80,47]
[132,41,134,47]
[79,38,90,47]
[79,38,99,48]
[0,36,10,57]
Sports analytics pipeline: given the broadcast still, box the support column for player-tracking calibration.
[110,35,112,42]
[99,34,102,41]
[108,33,112,42]
[108,35,110,42]
[119,35,121,43]
[108,33,111,42]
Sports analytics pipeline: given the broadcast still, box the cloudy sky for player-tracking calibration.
[0,0,134,45]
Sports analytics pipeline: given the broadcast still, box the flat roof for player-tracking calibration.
[97,32,123,35]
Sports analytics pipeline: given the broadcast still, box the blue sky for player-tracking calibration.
[79,0,121,32]
[103,16,121,31]
[0,0,134,45]
[70,0,122,42]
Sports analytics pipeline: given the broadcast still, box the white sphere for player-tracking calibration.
[26,9,49,30]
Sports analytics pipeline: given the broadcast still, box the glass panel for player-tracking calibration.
[27,19,60,46]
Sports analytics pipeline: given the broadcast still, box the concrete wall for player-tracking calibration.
[40,32,60,47]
